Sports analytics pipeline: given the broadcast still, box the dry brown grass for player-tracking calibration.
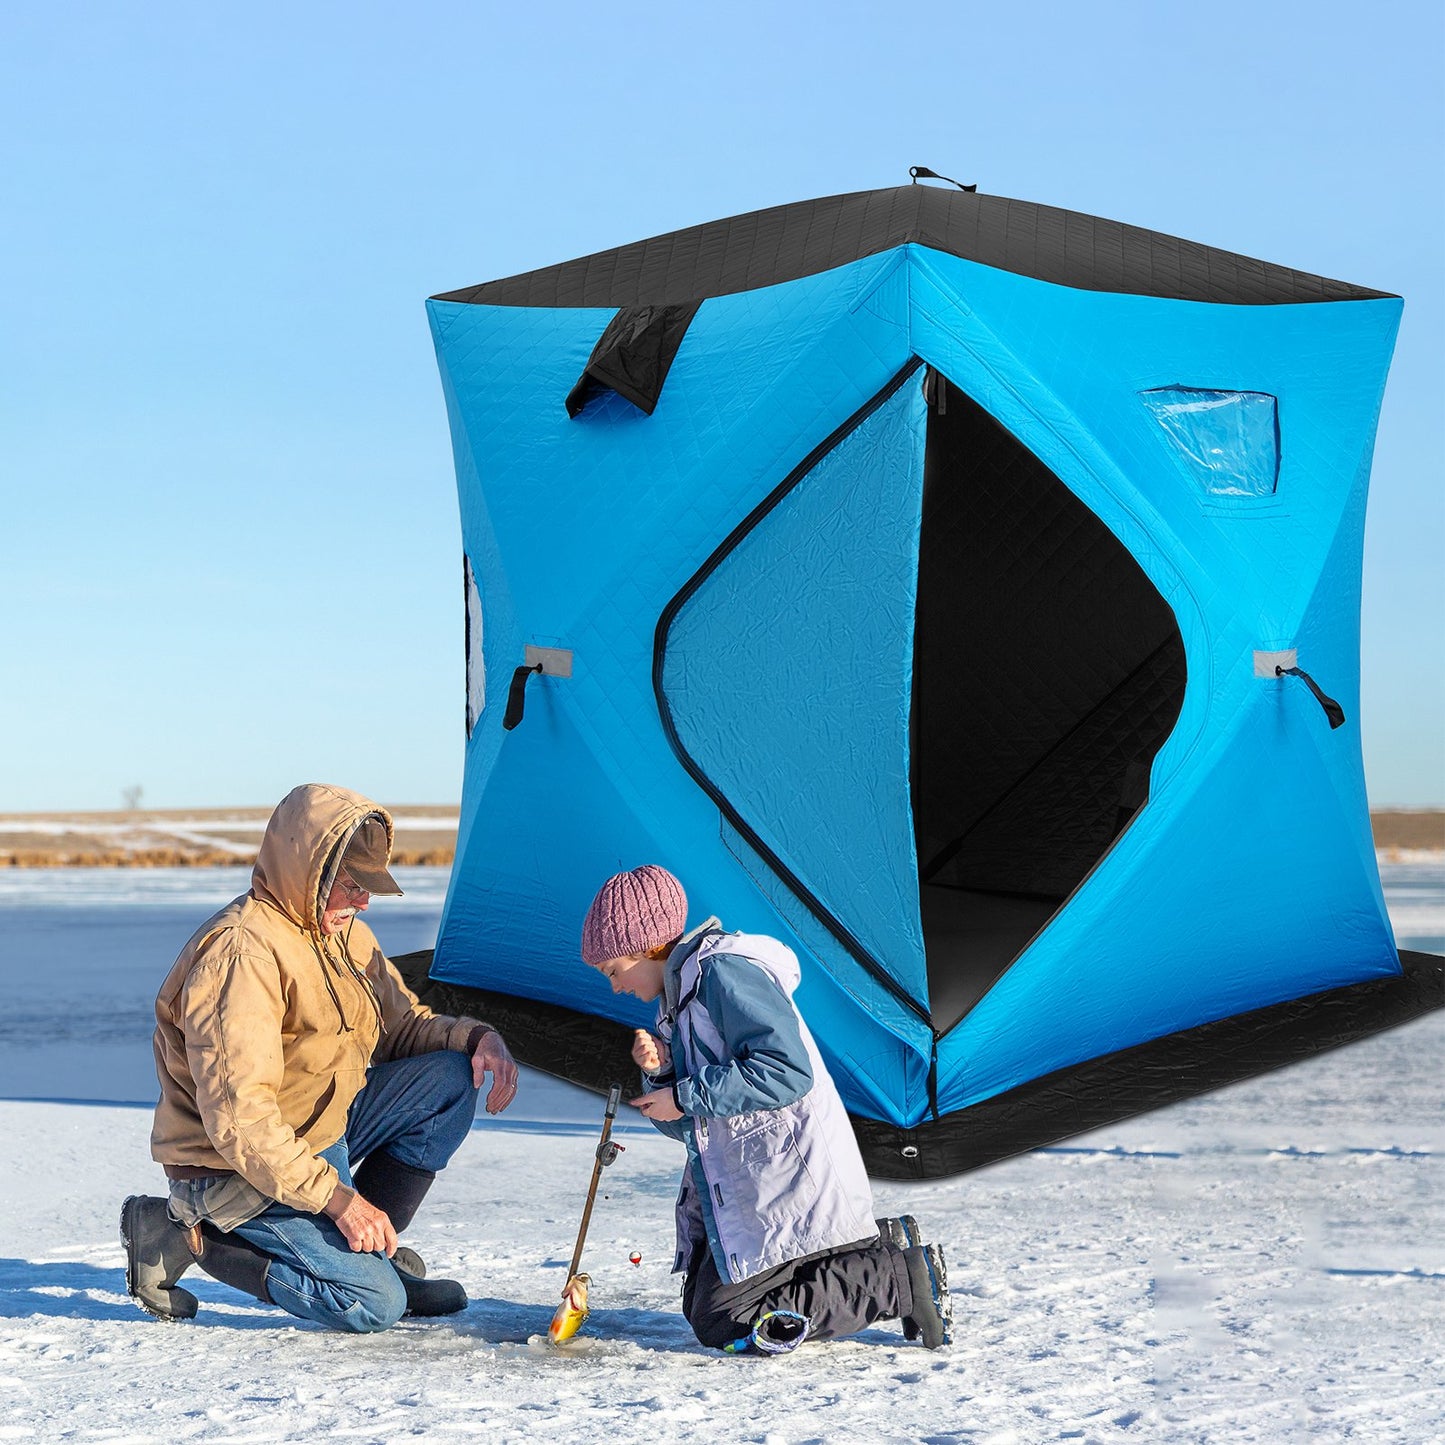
[0,806,460,868]
[0,848,255,868]
[1,846,457,868]
[1370,810,1445,851]
[388,848,455,867]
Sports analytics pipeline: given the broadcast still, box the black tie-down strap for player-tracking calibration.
[1277,665,1346,730]
[502,663,544,731]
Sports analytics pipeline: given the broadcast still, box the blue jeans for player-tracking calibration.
[230,1049,478,1332]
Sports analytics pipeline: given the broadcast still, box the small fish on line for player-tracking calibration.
[550,1274,590,1344]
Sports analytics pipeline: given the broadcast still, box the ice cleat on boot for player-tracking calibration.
[876,1215,922,1250]
[902,1243,953,1349]
[121,1195,200,1321]
[877,1215,924,1338]
[392,1250,466,1317]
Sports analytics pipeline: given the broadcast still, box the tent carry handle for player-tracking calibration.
[909,166,976,193]
[1276,665,1346,730]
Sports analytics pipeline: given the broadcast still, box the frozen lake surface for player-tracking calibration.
[0,861,1438,1106]
[0,862,1440,1441]
[0,867,448,1104]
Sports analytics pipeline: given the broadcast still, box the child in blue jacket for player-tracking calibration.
[578,864,951,1353]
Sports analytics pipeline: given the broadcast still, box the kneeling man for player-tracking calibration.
[123,782,516,1332]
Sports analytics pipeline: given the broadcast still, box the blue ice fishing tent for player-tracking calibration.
[419,181,1438,1177]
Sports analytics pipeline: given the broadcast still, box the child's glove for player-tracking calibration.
[632,1029,671,1074]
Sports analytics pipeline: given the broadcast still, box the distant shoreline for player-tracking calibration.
[0,848,456,869]
[0,805,459,868]
[0,806,1439,867]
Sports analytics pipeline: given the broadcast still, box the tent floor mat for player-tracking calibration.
[393,950,1443,1181]
[921,886,1059,1031]
[858,950,1443,1178]
[393,951,639,1099]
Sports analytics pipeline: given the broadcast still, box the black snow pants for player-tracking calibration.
[681,1236,912,1351]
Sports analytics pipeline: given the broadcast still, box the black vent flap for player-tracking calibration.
[565,302,699,419]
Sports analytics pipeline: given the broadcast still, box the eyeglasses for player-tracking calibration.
[332,873,370,901]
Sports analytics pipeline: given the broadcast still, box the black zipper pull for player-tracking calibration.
[922,366,948,414]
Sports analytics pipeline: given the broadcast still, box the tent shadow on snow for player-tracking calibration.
[0,1258,143,1324]
[0,1258,261,1329]
[417,180,1444,1180]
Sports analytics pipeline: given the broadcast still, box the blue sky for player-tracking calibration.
[2,2,1441,810]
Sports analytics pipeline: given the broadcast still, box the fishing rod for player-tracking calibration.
[549,1082,625,1344]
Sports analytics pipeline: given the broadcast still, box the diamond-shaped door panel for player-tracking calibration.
[657,371,930,1012]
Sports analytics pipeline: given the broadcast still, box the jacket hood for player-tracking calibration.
[699,930,802,996]
[251,783,395,933]
[663,923,803,1021]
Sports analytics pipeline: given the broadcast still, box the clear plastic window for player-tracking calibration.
[1141,387,1279,498]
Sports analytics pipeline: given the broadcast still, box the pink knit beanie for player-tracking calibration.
[580,865,688,965]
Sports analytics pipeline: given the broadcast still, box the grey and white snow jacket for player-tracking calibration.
[644,923,877,1284]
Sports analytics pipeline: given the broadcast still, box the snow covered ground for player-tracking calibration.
[0,864,1440,1443]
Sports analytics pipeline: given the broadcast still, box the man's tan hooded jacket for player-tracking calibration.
[151,784,488,1214]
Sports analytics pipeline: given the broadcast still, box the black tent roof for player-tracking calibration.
[433,184,1392,310]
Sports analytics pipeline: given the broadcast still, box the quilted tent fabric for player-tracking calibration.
[426,185,1414,1174]
[433,184,1393,310]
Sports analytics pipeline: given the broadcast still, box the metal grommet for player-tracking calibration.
[900,1144,920,1159]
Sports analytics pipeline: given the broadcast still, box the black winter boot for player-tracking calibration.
[391,1251,467,1317]
[193,1221,273,1305]
[902,1243,953,1349]
[392,1245,427,1278]
[121,1195,200,1321]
